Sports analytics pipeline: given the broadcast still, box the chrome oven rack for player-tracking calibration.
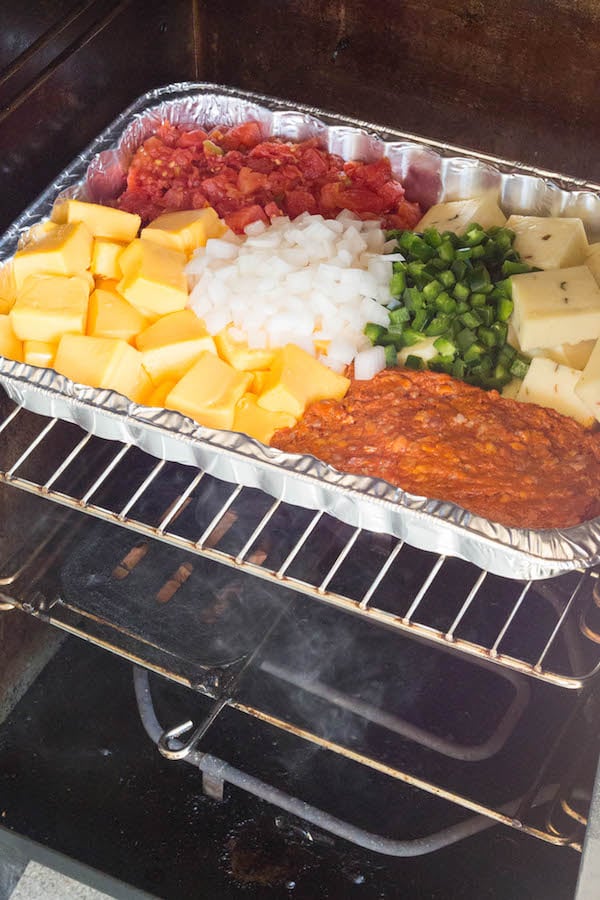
[0,398,599,854]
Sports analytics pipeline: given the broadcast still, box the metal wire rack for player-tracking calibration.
[0,399,600,690]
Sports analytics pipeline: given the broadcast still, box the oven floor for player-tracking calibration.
[0,637,582,900]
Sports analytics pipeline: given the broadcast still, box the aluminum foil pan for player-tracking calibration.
[1,81,600,581]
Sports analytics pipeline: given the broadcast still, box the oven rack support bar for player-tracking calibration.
[132,667,573,856]
[0,404,599,689]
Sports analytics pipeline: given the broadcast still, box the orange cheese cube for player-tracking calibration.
[54,334,148,403]
[17,220,59,250]
[135,309,216,384]
[88,285,149,344]
[214,327,275,371]
[90,238,127,279]
[10,274,89,343]
[117,239,188,317]
[141,208,226,256]
[165,351,252,430]
[249,370,270,394]
[146,379,178,408]
[24,340,56,368]
[257,343,350,418]
[0,263,16,313]
[12,222,93,290]
[52,199,141,243]
[0,315,23,362]
[233,393,296,445]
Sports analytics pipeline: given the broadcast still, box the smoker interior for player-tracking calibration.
[2,2,600,896]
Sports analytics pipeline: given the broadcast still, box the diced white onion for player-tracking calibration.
[354,346,386,381]
[186,210,396,379]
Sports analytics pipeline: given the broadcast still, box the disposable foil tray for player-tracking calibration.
[1,82,600,581]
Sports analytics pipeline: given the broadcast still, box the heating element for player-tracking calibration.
[0,395,599,858]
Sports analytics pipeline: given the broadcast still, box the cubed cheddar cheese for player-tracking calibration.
[0,315,23,362]
[233,393,296,445]
[214,327,275,371]
[23,340,56,368]
[141,208,226,256]
[12,222,93,290]
[165,352,252,430]
[147,379,178,408]
[54,334,150,403]
[90,238,127,280]
[52,199,141,243]
[135,309,217,384]
[88,284,149,344]
[249,369,270,395]
[257,344,350,418]
[17,220,59,250]
[10,274,89,343]
[516,357,595,427]
[416,195,506,235]
[117,239,188,317]
[0,263,16,313]
[505,216,588,270]
[511,266,600,351]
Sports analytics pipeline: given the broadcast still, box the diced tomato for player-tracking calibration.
[225,205,268,233]
[116,120,421,229]
[237,166,269,195]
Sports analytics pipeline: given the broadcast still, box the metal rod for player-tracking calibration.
[360,539,404,609]
[490,581,532,656]
[43,431,93,491]
[117,459,166,520]
[157,471,205,533]
[276,510,323,578]
[195,484,243,549]
[535,572,589,671]
[79,443,132,505]
[318,528,362,593]
[0,403,23,439]
[235,498,281,564]
[446,570,487,641]
[5,418,58,477]
[403,555,446,623]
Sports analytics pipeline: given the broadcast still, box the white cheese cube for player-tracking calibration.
[575,338,600,423]
[511,266,600,351]
[529,339,595,370]
[586,242,600,285]
[501,377,522,400]
[516,357,595,426]
[416,195,506,235]
[505,216,588,270]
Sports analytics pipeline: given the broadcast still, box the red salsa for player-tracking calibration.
[116,121,421,233]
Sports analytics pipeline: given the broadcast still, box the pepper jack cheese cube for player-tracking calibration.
[214,327,275,371]
[141,208,226,256]
[516,357,595,427]
[165,351,252,430]
[23,340,56,368]
[54,334,150,403]
[87,284,149,344]
[257,344,350,418]
[416,195,506,235]
[10,274,89,343]
[117,239,188,317]
[52,199,141,243]
[0,315,23,362]
[575,338,600,424]
[90,238,127,280]
[510,266,600,351]
[233,393,297,445]
[12,222,93,290]
[529,340,596,371]
[505,215,588,270]
[135,309,217,384]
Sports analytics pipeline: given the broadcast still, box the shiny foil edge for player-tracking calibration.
[1,81,599,580]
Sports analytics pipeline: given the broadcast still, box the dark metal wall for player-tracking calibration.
[1,0,599,223]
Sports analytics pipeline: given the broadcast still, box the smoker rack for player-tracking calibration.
[0,396,599,855]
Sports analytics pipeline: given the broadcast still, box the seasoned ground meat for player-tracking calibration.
[271,369,600,529]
